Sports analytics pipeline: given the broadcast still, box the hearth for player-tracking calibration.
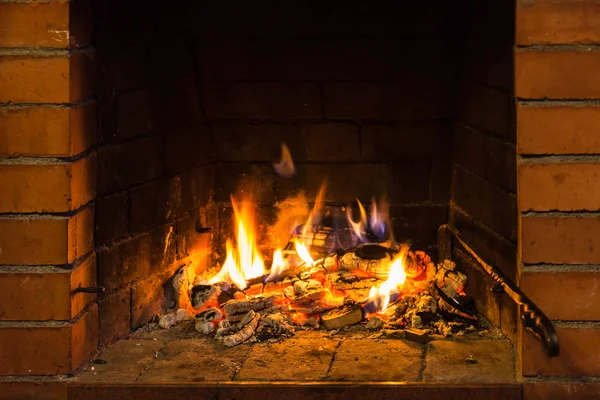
[3,0,598,399]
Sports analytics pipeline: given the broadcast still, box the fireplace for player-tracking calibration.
[1,0,599,399]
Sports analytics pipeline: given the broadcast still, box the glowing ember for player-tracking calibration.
[367,246,408,313]
[208,199,265,290]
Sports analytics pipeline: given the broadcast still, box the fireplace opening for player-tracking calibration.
[81,0,524,384]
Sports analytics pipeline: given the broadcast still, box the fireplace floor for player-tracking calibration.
[68,323,520,400]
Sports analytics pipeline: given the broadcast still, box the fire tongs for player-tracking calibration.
[437,224,560,358]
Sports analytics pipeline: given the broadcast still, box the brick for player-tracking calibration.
[0,153,96,213]
[461,41,513,92]
[517,104,600,155]
[451,166,518,242]
[0,102,96,157]
[0,2,70,48]
[361,123,452,161]
[130,275,166,329]
[275,163,431,205]
[98,288,131,345]
[0,206,93,265]
[517,0,600,45]
[519,162,600,212]
[0,52,95,103]
[521,215,600,264]
[430,161,452,203]
[97,225,175,291]
[179,166,215,214]
[453,124,486,176]
[117,85,201,140]
[202,39,452,82]
[521,270,600,320]
[0,380,68,400]
[486,136,516,193]
[97,137,162,195]
[450,205,518,279]
[100,46,146,91]
[95,192,129,245]
[522,325,600,376]
[0,257,95,321]
[388,205,447,246]
[164,127,214,174]
[204,83,322,120]
[213,123,360,162]
[215,164,276,205]
[176,213,212,261]
[147,37,194,84]
[130,177,181,235]
[515,49,600,99]
[324,82,452,121]
[457,83,511,137]
[0,303,97,375]
[524,382,600,400]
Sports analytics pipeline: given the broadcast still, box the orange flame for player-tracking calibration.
[266,248,285,282]
[302,183,326,236]
[209,199,265,289]
[367,246,408,312]
[346,199,367,240]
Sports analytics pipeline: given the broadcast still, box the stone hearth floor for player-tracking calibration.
[68,323,521,400]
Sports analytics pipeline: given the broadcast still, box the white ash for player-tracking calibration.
[221,310,261,347]
[195,320,215,335]
[175,308,192,322]
[366,315,386,330]
[158,313,177,329]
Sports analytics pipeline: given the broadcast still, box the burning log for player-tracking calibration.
[339,248,393,278]
[191,284,221,310]
[320,305,362,330]
[221,310,261,347]
[223,294,277,317]
[196,307,223,322]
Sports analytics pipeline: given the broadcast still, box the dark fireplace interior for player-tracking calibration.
[90,0,518,379]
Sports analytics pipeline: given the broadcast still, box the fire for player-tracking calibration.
[302,183,326,236]
[266,248,285,282]
[346,199,367,241]
[293,237,314,266]
[273,142,295,178]
[367,246,408,312]
[208,199,265,290]
[347,197,388,242]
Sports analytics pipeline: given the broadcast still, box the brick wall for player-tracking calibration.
[516,0,600,398]
[449,0,518,343]
[192,1,460,251]
[93,0,215,346]
[0,0,97,386]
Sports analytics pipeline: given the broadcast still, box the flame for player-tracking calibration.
[346,199,367,241]
[208,199,265,289]
[369,197,387,238]
[266,248,285,282]
[293,237,314,266]
[273,142,295,178]
[367,246,408,312]
[302,183,326,236]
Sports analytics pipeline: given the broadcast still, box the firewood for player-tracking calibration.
[191,284,221,309]
[222,311,261,347]
[320,305,363,330]
[171,267,189,308]
[405,327,430,344]
[195,320,215,335]
[196,307,223,322]
[223,295,277,317]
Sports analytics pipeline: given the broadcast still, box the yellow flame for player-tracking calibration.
[368,246,408,312]
[266,248,285,281]
[346,199,367,240]
[208,198,265,289]
[302,183,326,236]
[293,237,314,266]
